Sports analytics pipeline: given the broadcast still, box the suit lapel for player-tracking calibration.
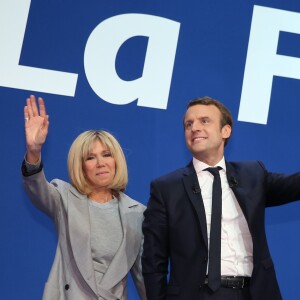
[182,163,208,249]
[225,162,250,221]
[67,187,98,294]
[100,193,142,290]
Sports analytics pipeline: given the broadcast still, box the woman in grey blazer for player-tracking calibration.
[22,95,147,300]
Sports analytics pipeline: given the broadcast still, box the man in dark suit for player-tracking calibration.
[142,96,300,300]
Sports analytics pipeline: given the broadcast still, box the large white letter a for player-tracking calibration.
[84,14,180,109]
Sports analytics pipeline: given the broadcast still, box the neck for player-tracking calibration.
[195,154,223,167]
[89,190,113,203]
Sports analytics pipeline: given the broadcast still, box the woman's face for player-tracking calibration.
[83,140,116,192]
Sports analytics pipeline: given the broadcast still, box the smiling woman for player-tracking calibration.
[21,95,146,300]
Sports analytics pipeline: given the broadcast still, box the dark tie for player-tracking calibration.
[205,167,222,292]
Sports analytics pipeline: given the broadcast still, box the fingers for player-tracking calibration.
[38,97,47,118]
[24,106,29,123]
[25,95,46,119]
[26,95,34,118]
[30,95,39,116]
[43,114,50,132]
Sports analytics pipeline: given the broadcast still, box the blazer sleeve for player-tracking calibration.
[22,160,62,219]
[142,179,169,300]
[254,161,300,206]
[130,234,147,300]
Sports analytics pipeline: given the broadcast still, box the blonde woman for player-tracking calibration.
[22,95,146,300]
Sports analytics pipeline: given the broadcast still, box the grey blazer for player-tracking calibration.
[22,166,146,300]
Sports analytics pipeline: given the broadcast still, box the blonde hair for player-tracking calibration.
[67,130,128,196]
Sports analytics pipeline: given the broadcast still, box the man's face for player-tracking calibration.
[184,104,231,163]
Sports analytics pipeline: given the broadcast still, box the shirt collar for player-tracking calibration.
[193,156,226,174]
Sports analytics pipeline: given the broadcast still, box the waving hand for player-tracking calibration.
[24,95,49,163]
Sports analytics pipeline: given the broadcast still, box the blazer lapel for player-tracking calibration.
[99,194,142,290]
[182,162,208,249]
[67,187,98,294]
[225,162,250,221]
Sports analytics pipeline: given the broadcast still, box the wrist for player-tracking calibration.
[26,149,41,164]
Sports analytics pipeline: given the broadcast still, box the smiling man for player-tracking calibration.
[142,96,300,300]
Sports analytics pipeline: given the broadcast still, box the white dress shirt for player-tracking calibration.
[193,157,253,277]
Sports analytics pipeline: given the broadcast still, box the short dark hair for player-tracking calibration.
[184,96,233,146]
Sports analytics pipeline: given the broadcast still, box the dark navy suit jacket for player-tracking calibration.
[142,160,300,300]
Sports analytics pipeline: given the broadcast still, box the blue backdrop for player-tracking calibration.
[1,0,300,299]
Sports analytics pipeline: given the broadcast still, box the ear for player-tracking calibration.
[221,124,232,139]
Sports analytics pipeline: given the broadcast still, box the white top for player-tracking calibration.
[193,156,253,277]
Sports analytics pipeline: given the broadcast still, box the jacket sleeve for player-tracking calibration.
[22,160,62,219]
[265,175,300,207]
[130,234,147,300]
[142,180,169,300]
[252,161,300,207]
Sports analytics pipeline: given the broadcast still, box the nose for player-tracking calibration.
[191,120,202,132]
[96,157,105,167]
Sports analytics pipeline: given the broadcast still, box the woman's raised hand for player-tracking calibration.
[24,95,49,163]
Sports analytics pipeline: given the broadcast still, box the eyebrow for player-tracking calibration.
[87,149,108,155]
[185,116,210,122]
